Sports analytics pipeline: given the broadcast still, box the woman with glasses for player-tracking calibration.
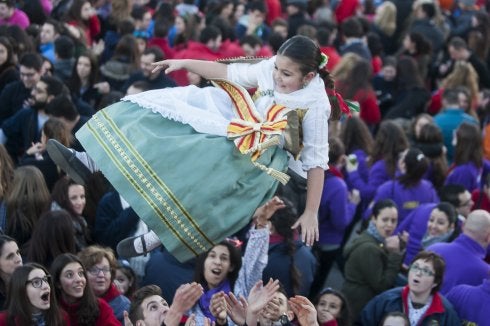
[0,263,68,325]
[50,253,119,325]
[360,251,461,325]
[77,245,130,324]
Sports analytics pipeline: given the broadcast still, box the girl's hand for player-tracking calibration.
[209,292,227,323]
[247,279,280,314]
[317,310,335,324]
[253,196,285,228]
[291,211,318,246]
[151,59,185,74]
[26,142,45,156]
[289,296,319,326]
[224,292,247,325]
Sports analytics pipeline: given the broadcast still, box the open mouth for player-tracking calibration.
[41,292,50,302]
[211,268,221,276]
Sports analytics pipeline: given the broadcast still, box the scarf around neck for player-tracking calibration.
[199,280,231,321]
[367,220,385,243]
[421,230,453,249]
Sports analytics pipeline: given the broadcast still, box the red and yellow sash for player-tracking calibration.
[211,79,288,161]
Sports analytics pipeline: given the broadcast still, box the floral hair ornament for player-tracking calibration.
[319,53,329,69]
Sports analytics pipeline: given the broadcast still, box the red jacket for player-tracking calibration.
[147,37,175,60]
[320,46,341,72]
[172,41,223,85]
[60,297,120,326]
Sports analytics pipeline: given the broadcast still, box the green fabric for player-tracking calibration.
[77,102,289,262]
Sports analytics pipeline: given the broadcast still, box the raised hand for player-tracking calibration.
[224,292,247,325]
[289,296,319,326]
[247,279,280,315]
[253,196,286,227]
[209,291,227,324]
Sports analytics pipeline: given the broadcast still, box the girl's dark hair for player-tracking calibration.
[66,0,89,24]
[328,136,345,164]
[51,176,85,218]
[26,210,77,269]
[435,202,457,226]
[342,58,373,99]
[69,51,100,92]
[371,121,409,177]
[116,261,138,298]
[277,35,341,119]
[269,197,301,295]
[0,235,18,296]
[314,287,351,326]
[398,147,429,188]
[379,311,409,326]
[395,56,424,90]
[0,36,16,70]
[0,144,14,201]
[408,32,432,56]
[6,263,65,326]
[194,241,242,290]
[5,166,51,247]
[417,123,448,190]
[50,253,100,325]
[454,122,483,168]
[341,117,374,154]
[112,34,141,69]
[372,199,397,218]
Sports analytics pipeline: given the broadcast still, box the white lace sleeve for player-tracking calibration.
[233,226,269,300]
[300,101,330,171]
[226,58,274,89]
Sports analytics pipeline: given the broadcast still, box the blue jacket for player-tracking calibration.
[361,286,461,326]
[94,191,140,251]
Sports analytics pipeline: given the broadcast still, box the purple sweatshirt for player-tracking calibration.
[428,234,490,295]
[447,278,490,326]
[364,179,439,223]
[396,203,437,266]
[345,149,369,188]
[318,172,356,246]
[348,159,392,203]
[445,162,482,192]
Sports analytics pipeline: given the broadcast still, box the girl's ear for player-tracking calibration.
[303,71,315,83]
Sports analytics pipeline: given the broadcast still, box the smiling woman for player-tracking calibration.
[0,263,67,325]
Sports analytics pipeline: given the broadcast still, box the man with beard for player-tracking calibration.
[0,75,65,163]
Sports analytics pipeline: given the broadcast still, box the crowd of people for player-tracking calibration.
[1,0,490,324]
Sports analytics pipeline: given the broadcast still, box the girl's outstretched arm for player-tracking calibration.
[151,59,228,80]
[292,167,323,246]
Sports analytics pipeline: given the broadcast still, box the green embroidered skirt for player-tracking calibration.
[76,101,289,262]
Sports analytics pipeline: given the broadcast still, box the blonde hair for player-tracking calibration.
[441,61,479,102]
[374,2,397,36]
[332,53,362,82]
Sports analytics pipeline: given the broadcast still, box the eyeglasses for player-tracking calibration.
[87,266,111,276]
[410,264,435,277]
[26,275,51,288]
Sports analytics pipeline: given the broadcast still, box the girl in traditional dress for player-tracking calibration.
[52,35,337,262]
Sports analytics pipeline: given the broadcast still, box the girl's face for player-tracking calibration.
[68,184,86,216]
[427,208,452,237]
[204,245,232,289]
[114,269,132,295]
[273,54,313,94]
[372,207,398,238]
[316,293,342,323]
[76,56,92,80]
[175,16,186,34]
[87,257,111,296]
[0,241,22,277]
[59,262,86,303]
[221,3,234,18]
[403,35,415,53]
[80,2,93,20]
[408,259,436,296]
[142,12,152,29]
[0,43,8,66]
[26,268,51,313]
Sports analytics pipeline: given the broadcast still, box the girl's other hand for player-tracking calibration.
[292,211,318,246]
